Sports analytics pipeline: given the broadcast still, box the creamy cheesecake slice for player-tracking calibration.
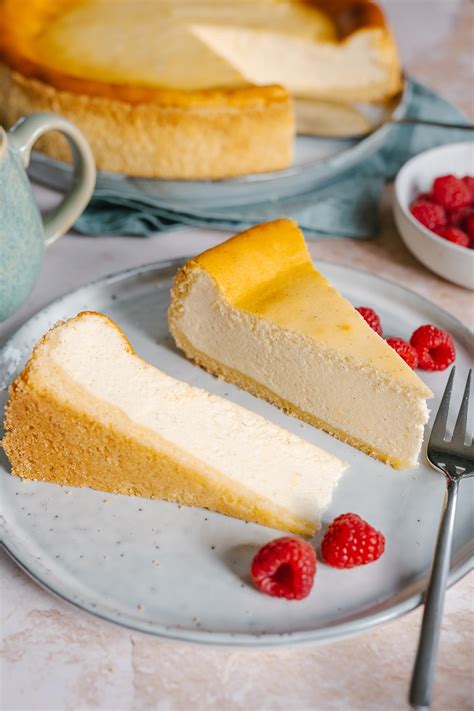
[169,220,433,469]
[2,312,347,535]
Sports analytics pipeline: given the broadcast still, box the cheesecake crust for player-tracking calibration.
[3,377,315,535]
[0,66,293,179]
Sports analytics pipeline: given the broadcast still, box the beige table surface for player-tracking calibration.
[1,2,473,709]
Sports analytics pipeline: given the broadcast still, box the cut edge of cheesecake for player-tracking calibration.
[2,311,347,535]
[168,219,433,470]
[168,328,414,470]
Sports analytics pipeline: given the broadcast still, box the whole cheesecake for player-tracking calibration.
[169,219,433,468]
[2,312,347,535]
[0,0,401,179]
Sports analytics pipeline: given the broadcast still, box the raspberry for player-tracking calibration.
[385,338,418,369]
[433,175,471,210]
[251,537,316,600]
[434,226,470,248]
[462,176,474,203]
[356,306,383,336]
[410,325,456,371]
[466,213,474,241]
[417,192,435,202]
[321,513,385,569]
[447,206,472,229]
[410,200,446,230]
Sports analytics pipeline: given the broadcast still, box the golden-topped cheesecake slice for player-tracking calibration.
[2,312,347,535]
[169,219,433,469]
[0,0,401,179]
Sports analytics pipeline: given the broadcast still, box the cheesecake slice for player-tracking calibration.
[169,220,433,469]
[2,312,347,535]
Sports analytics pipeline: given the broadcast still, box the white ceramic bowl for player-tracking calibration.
[393,142,474,289]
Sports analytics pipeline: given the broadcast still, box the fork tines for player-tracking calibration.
[428,367,474,474]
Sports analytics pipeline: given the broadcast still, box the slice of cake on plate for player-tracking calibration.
[169,219,433,469]
[2,312,346,535]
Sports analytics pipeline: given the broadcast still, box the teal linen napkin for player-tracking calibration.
[74,80,472,239]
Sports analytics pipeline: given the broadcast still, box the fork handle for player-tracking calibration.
[409,477,459,709]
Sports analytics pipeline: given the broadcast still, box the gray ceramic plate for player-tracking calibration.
[27,88,408,210]
[1,258,473,647]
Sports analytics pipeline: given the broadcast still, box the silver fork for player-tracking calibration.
[409,367,473,710]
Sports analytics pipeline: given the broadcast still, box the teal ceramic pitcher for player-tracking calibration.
[0,113,96,320]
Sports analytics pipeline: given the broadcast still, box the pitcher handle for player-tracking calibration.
[8,113,96,246]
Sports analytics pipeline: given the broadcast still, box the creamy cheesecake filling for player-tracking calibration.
[191,26,388,96]
[173,269,430,468]
[37,315,346,524]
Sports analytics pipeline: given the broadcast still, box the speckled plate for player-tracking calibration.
[1,259,473,647]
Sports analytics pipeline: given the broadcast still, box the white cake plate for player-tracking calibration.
[1,259,472,647]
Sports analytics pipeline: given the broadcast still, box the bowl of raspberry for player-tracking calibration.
[393,142,474,289]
